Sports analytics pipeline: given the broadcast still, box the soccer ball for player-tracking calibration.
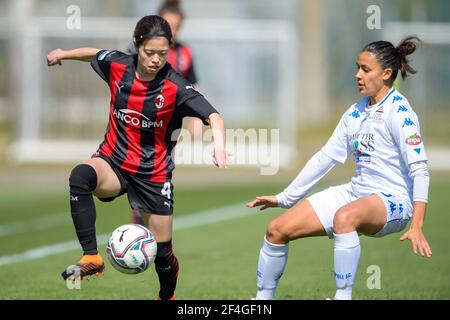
[106,224,157,274]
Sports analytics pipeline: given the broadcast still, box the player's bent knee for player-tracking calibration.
[69,164,98,195]
[266,220,289,243]
[333,209,356,233]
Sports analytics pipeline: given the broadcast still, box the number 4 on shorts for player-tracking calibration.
[161,182,171,199]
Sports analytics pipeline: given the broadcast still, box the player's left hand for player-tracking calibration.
[246,195,278,211]
[213,148,229,169]
[400,227,432,257]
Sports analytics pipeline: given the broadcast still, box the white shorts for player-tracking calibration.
[307,183,412,239]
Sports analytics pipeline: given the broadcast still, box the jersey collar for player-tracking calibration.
[375,87,396,107]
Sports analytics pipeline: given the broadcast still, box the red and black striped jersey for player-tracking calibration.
[167,41,197,85]
[90,50,218,182]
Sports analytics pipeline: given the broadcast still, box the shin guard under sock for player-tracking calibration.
[69,164,98,255]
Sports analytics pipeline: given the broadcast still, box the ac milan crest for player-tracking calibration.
[154,94,165,109]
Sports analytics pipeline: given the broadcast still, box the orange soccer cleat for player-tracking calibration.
[61,253,105,280]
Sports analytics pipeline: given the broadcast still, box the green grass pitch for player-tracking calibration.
[0,179,449,299]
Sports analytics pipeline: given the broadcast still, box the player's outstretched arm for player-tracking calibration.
[209,112,228,169]
[246,196,278,211]
[46,48,102,66]
[399,201,432,257]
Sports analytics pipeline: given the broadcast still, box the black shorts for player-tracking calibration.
[95,156,174,215]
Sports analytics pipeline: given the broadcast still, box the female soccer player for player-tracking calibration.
[247,36,431,300]
[156,0,204,140]
[128,0,202,225]
[47,15,227,300]
[127,1,198,86]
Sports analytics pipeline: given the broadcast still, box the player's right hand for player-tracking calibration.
[212,148,229,169]
[46,48,63,66]
[246,195,278,211]
[399,227,432,257]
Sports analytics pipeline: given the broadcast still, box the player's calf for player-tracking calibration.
[69,164,98,255]
[154,240,179,300]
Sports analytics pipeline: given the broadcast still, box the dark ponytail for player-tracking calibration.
[397,36,420,80]
[362,36,421,84]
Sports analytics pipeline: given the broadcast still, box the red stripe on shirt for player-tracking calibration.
[120,78,150,175]
[100,62,127,157]
[177,46,192,77]
[167,49,177,71]
[150,80,178,183]
[167,45,192,78]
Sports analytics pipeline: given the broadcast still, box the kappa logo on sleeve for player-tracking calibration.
[397,105,409,113]
[405,133,422,146]
[393,95,404,103]
[402,118,415,128]
[349,109,360,118]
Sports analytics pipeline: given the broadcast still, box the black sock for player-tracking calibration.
[155,241,179,299]
[69,164,98,255]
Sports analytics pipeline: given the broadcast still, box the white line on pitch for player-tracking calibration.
[0,202,253,267]
[0,213,69,237]
[0,200,254,237]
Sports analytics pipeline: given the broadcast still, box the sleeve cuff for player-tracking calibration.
[413,198,428,204]
[276,192,289,209]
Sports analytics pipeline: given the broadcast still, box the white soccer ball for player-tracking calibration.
[106,224,157,274]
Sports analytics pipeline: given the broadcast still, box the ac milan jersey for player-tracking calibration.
[321,87,428,202]
[167,42,197,85]
[90,50,217,182]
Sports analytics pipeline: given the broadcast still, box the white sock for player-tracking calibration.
[333,231,360,300]
[255,236,289,300]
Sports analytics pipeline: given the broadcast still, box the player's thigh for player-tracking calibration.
[141,212,173,243]
[334,194,387,235]
[268,199,326,243]
[84,157,122,198]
